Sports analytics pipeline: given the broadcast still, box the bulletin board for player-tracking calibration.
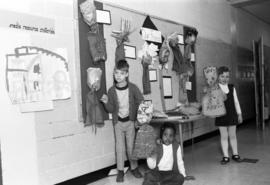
[101,3,198,111]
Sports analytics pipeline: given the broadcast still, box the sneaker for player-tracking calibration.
[116,170,124,183]
[131,168,142,178]
[220,157,230,165]
[232,155,242,162]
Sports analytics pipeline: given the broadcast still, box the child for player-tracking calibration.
[100,59,144,182]
[143,122,186,185]
[216,66,243,164]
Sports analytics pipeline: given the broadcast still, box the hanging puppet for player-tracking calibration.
[85,67,104,133]
[111,18,134,64]
[158,38,170,70]
[80,0,107,64]
[184,27,198,61]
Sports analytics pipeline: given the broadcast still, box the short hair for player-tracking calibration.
[115,59,129,72]
[160,122,176,138]
[218,66,230,76]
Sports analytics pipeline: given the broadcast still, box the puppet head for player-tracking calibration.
[87,67,102,91]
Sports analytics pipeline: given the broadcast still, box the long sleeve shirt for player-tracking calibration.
[103,82,143,124]
[146,144,186,177]
[219,83,242,115]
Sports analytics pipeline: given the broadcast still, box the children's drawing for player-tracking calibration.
[6,46,71,104]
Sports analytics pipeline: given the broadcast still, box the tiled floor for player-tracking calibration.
[88,121,270,185]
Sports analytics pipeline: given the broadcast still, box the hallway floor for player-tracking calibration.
[87,121,270,185]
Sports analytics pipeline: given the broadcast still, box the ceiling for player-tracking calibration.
[228,0,270,25]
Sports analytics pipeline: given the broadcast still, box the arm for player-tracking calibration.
[233,87,241,115]
[103,89,115,113]
[233,87,243,123]
[146,154,157,169]
[133,84,144,107]
[177,146,186,177]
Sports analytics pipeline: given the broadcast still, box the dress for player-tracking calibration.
[215,84,238,126]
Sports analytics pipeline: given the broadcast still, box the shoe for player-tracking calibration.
[220,157,230,165]
[232,155,242,162]
[116,170,124,183]
[131,168,142,178]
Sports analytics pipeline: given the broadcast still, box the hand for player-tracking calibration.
[100,94,108,104]
[184,175,195,181]
[156,138,162,145]
[134,121,141,129]
[238,114,243,123]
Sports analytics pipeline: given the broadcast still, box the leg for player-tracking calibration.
[228,125,238,155]
[178,123,184,156]
[143,170,159,185]
[218,127,229,157]
[125,121,138,170]
[114,122,126,171]
[160,171,184,185]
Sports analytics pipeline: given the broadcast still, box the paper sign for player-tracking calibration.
[191,53,195,61]
[163,76,172,98]
[124,45,136,59]
[178,34,184,44]
[96,10,111,25]
[140,27,162,43]
[185,81,192,90]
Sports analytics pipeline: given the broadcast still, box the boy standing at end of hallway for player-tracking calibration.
[101,59,143,182]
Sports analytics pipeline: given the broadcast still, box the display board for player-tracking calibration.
[102,3,197,111]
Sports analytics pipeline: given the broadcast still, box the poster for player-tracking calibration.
[6,46,71,104]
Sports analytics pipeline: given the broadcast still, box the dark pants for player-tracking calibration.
[143,170,184,185]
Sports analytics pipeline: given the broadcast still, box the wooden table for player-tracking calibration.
[151,114,204,155]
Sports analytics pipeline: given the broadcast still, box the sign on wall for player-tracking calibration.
[0,9,55,35]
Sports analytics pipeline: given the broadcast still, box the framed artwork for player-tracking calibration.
[149,69,157,82]
[162,76,172,99]
[124,45,136,59]
[96,10,111,25]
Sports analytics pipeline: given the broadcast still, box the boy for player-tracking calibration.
[100,60,143,182]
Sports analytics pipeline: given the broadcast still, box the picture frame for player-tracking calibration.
[124,44,136,59]
[149,69,157,82]
[178,34,184,45]
[162,76,173,99]
[96,10,111,25]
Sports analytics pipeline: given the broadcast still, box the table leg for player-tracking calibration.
[178,123,184,156]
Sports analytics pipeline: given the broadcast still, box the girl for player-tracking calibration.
[216,66,243,165]
[143,122,186,185]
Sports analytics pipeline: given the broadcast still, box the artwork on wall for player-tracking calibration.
[5,46,71,104]
[149,69,157,82]
[96,9,111,25]
[124,44,136,59]
[162,76,172,99]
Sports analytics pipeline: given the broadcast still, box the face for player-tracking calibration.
[114,69,128,84]
[218,72,230,85]
[162,128,175,145]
